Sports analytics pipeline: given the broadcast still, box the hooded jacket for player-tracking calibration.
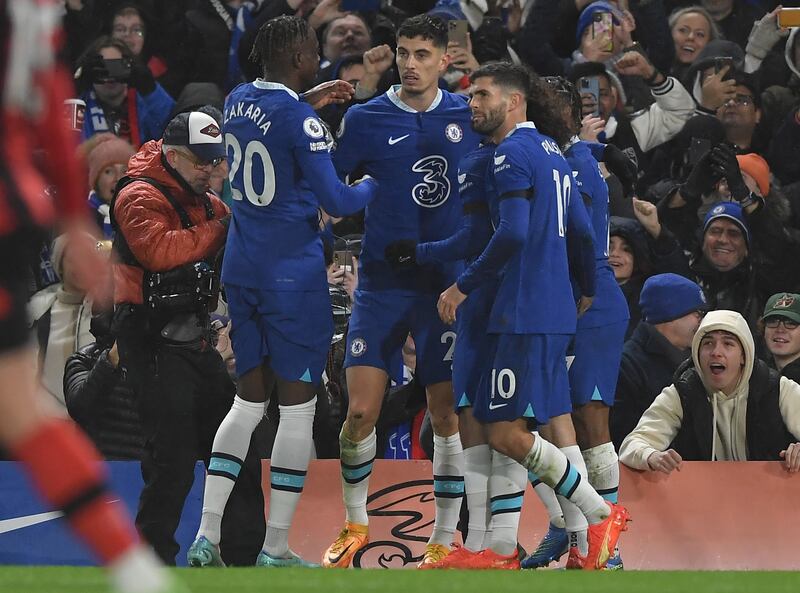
[683,40,746,107]
[766,29,800,184]
[619,310,800,468]
[112,140,229,306]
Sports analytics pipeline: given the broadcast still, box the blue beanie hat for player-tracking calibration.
[576,1,621,45]
[428,0,466,22]
[703,201,750,246]
[640,273,708,324]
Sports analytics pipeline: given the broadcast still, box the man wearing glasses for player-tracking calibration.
[762,293,800,383]
[716,72,761,152]
[111,111,265,565]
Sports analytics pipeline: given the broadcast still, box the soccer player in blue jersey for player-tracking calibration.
[321,14,481,568]
[387,142,498,562]
[386,74,601,570]
[522,78,630,570]
[187,16,378,568]
[437,62,630,571]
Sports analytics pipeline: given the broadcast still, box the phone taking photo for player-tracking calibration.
[777,7,800,28]
[714,56,734,77]
[579,76,601,117]
[333,250,353,273]
[688,137,711,167]
[447,20,469,47]
[592,11,614,53]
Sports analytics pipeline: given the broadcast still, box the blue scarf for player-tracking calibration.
[227,0,266,91]
[88,191,113,238]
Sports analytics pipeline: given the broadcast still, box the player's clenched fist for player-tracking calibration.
[363,44,395,77]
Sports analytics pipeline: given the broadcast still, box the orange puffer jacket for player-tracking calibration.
[113,139,229,306]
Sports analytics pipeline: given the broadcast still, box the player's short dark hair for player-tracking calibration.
[470,61,533,98]
[250,15,310,70]
[396,14,448,49]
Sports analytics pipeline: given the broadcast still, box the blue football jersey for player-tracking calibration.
[221,80,375,291]
[565,140,629,328]
[418,142,495,267]
[333,86,480,293]
[487,123,578,335]
[457,143,495,267]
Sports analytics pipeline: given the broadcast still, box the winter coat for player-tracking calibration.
[611,321,690,450]
[112,140,229,306]
[64,343,145,460]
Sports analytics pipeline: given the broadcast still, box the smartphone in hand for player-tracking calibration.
[447,20,469,47]
[777,7,800,28]
[592,11,614,53]
[579,76,601,117]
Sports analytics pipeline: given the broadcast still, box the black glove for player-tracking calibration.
[602,144,638,198]
[384,240,417,271]
[709,143,749,201]
[128,58,156,95]
[681,150,720,203]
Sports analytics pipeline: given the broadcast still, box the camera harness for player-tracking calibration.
[110,175,218,317]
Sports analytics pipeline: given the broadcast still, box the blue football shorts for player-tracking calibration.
[226,284,332,382]
[473,333,572,425]
[344,289,454,387]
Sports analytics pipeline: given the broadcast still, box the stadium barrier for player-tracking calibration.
[264,460,800,570]
[2,460,798,568]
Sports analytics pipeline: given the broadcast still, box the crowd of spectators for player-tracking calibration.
[22,0,800,471]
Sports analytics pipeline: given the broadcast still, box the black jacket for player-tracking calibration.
[780,357,800,384]
[64,343,145,460]
[669,357,795,461]
[611,322,689,450]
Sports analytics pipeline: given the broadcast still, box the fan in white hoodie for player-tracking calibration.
[619,309,800,473]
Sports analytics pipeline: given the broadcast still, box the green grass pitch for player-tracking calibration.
[2,568,800,593]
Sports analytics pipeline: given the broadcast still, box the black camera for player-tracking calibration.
[88,56,132,84]
[144,262,219,316]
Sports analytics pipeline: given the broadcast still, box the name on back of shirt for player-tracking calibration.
[224,101,272,136]
[540,138,562,156]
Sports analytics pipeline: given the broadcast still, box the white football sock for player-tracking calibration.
[429,433,465,546]
[583,442,620,504]
[557,445,588,556]
[528,471,566,529]
[463,444,491,551]
[109,545,170,593]
[521,434,608,525]
[488,451,527,556]
[263,397,316,558]
[198,396,264,545]
[340,427,376,526]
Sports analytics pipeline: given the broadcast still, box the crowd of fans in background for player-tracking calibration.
[23,0,800,466]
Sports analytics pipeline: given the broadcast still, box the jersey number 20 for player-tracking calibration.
[226,134,276,207]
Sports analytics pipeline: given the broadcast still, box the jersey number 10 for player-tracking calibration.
[552,169,571,238]
[226,134,276,207]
